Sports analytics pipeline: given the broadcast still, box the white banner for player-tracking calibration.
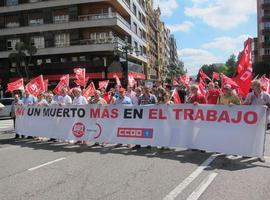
[15,104,267,157]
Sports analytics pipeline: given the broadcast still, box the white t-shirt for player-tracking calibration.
[73,96,88,105]
[58,95,72,106]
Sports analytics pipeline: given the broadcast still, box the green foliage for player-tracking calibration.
[8,41,37,80]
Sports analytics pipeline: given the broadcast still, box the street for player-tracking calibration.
[0,119,270,200]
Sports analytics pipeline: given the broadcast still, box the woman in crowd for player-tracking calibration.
[218,84,241,105]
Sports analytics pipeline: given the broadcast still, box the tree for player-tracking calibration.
[225,54,237,68]
[8,41,37,81]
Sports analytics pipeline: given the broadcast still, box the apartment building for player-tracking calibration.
[257,0,270,63]
[0,0,148,88]
[145,0,158,80]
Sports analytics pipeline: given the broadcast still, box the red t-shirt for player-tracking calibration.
[189,94,206,104]
[206,89,220,104]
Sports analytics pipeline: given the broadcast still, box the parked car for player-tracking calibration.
[0,98,14,118]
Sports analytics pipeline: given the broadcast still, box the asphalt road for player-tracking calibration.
[0,119,270,200]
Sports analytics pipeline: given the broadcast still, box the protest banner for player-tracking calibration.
[15,104,267,157]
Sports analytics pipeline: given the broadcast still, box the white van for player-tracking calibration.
[0,98,14,118]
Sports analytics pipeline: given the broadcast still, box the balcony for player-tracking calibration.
[0,0,130,14]
[0,36,147,64]
[262,0,270,9]
[0,12,131,36]
[262,42,270,48]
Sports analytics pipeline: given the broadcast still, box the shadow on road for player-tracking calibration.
[0,135,268,171]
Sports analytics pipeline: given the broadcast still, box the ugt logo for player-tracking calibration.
[72,122,86,138]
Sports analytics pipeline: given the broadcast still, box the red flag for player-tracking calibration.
[260,75,270,93]
[44,79,48,92]
[74,68,85,87]
[103,92,111,104]
[234,38,252,97]
[128,75,136,87]
[221,74,239,89]
[6,78,24,92]
[212,72,220,80]
[83,82,96,99]
[173,80,179,86]
[53,74,69,95]
[98,80,109,90]
[198,78,206,95]
[172,89,181,104]
[113,74,121,86]
[25,75,45,97]
[200,69,212,81]
[179,73,190,87]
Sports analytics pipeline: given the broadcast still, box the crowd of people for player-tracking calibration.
[10,79,270,150]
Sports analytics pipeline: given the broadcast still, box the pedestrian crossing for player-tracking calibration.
[0,119,14,132]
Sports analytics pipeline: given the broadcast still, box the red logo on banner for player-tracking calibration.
[117,128,153,139]
[72,122,85,138]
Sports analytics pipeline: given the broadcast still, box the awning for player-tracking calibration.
[107,72,145,79]
[9,73,104,82]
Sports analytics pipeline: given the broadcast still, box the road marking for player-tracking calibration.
[163,154,218,200]
[28,157,66,171]
[265,156,270,163]
[0,146,18,151]
[186,172,218,200]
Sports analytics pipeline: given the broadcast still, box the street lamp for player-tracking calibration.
[114,35,140,88]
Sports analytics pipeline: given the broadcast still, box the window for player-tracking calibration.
[45,59,51,63]
[264,22,270,30]
[31,36,45,49]
[133,4,137,16]
[6,0,18,6]
[29,18,44,26]
[5,15,19,28]
[79,56,86,61]
[133,22,137,34]
[60,58,67,62]
[72,57,78,62]
[265,48,270,55]
[55,33,70,47]
[53,15,69,23]
[7,38,20,50]
[37,59,43,65]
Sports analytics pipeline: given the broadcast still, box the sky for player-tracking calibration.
[153,0,257,76]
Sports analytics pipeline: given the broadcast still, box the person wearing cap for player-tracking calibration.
[218,84,241,105]
[188,85,206,105]
[115,88,132,105]
[72,87,88,105]
[206,82,220,104]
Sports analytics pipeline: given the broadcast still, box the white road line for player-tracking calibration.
[28,157,66,171]
[186,172,218,200]
[163,154,218,200]
[265,156,270,163]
